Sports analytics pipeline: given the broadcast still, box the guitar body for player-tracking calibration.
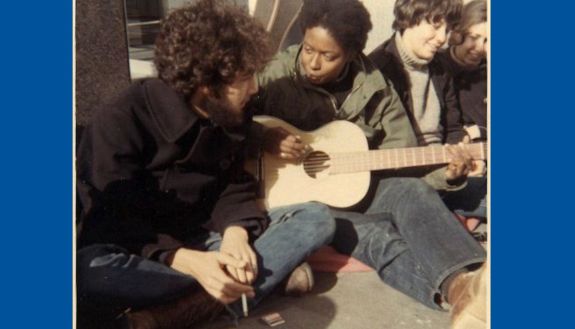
[248,116,487,210]
[251,116,371,209]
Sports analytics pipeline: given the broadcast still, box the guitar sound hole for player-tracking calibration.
[303,151,331,178]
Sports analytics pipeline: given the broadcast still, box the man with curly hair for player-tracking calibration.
[75,1,335,328]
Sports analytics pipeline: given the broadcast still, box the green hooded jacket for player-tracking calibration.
[253,44,416,149]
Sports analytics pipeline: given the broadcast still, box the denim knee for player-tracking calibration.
[299,202,336,243]
[268,202,336,246]
[371,177,436,206]
[381,177,434,195]
[77,244,129,271]
[286,202,335,243]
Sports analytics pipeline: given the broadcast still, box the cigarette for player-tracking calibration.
[242,293,248,317]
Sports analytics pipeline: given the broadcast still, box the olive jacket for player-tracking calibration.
[252,44,417,150]
[251,45,460,190]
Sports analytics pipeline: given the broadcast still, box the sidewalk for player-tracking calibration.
[197,222,487,329]
[197,271,451,329]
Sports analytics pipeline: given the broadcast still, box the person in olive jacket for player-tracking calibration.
[75,2,335,329]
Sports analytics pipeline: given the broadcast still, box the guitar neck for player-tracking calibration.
[328,143,486,174]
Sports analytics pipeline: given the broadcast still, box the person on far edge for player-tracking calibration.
[437,0,488,142]
[369,0,487,230]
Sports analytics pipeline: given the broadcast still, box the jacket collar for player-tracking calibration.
[385,35,446,78]
[383,35,400,64]
[142,79,199,143]
[289,45,388,111]
[142,79,249,144]
[447,47,487,75]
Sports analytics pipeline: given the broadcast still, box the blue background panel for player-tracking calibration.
[1,1,73,328]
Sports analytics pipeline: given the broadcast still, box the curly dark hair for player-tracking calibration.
[299,0,372,55]
[392,0,462,32]
[154,0,272,102]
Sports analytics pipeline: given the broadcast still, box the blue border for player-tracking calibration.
[2,0,569,328]
[2,1,72,328]
[492,1,573,328]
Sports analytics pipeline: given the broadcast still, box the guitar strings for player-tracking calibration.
[299,143,487,175]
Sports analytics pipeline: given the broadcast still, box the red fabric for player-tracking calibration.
[306,246,374,273]
[454,213,481,232]
[455,213,467,226]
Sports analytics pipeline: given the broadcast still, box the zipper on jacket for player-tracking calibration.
[339,83,363,113]
[307,82,364,115]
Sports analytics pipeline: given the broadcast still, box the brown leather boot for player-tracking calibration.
[283,262,314,297]
[449,264,488,329]
[126,290,224,329]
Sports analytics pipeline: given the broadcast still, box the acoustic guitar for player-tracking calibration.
[248,116,487,209]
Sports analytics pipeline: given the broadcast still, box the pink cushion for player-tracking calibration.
[454,213,481,232]
[306,246,374,273]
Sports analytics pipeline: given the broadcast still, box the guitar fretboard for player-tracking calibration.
[322,143,486,174]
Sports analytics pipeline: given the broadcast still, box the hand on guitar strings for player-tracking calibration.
[445,143,475,183]
[461,135,487,177]
[263,126,308,160]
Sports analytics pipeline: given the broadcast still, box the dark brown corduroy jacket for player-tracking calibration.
[77,78,267,260]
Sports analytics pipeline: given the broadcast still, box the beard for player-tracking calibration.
[202,95,246,128]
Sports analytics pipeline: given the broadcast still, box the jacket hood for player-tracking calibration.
[278,45,392,117]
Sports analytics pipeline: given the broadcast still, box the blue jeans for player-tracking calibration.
[331,178,485,310]
[442,176,487,218]
[76,202,335,327]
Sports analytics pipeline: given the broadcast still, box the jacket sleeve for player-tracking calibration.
[388,165,467,191]
[256,46,298,90]
[78,101,185,260]
[243,107,267,159]
[442,76,467,144]
[246,47,297,157]
[368,81,418,149]
[421,166,468,191]
[204,167,268,238]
